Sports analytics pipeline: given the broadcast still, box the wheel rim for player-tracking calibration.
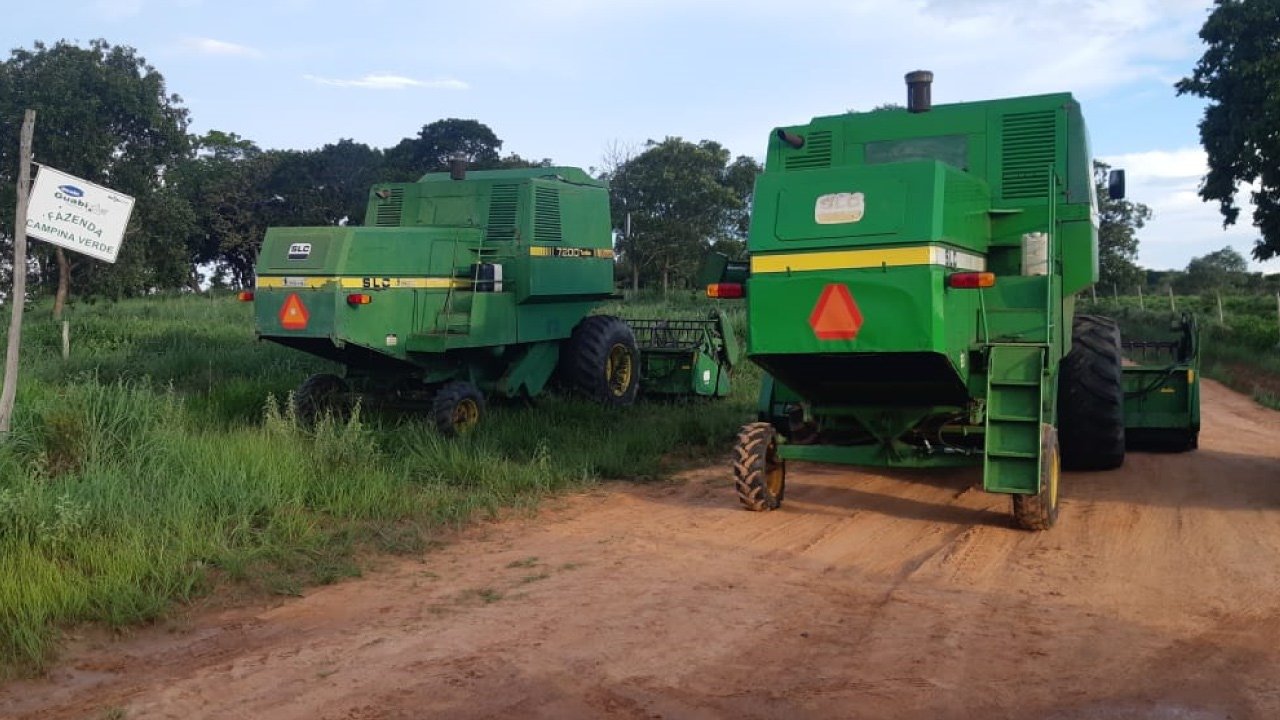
[1048,442,1060,507]
[765,437,784,496]
[605,343,634,397]
[453,398,480,432]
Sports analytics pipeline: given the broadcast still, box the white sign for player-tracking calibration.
[814,192,865,225]
[25,166,135,263]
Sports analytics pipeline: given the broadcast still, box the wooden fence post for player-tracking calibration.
[0,109,35,436]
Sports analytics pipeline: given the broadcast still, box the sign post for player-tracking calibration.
[0,131,136,435]
[0,110,36,436]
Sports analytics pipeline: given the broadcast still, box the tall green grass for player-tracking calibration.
[0,293,757,676]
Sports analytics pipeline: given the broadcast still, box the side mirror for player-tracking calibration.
[1107,169,1126,200]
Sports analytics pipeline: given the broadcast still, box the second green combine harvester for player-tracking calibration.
[246,163,736,435]
[717,72,1131,530]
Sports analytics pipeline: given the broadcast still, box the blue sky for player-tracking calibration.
[8,0,1276,275]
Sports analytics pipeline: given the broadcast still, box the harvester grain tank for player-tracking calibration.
[717,72,1133,530]
[246,165,735,434]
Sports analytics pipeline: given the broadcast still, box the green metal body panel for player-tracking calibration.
[251,167,616,398]
[745,91,1098,493]
[1121,314,1201,444]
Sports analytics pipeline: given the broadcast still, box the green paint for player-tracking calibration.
[741,90,1104,498]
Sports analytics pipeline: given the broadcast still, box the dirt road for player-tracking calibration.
[3,379,1278,719]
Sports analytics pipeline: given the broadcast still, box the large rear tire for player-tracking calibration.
[564,315,640,405]
[1012,424,1061,531]
[733,422,786,511]
[293,373,350,427]
[1059,314,1125,471]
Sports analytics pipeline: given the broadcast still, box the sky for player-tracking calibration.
[7,0,1276,275]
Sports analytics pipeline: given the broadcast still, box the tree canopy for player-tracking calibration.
[1177,0,1280,261]
[602,138,761,291]
[0,39,192,302]
[1095,160,1151,291]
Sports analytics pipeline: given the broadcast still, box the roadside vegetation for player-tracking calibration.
[1082,293,1280,409]
[0,292,754,676]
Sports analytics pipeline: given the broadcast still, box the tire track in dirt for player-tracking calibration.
[2,379,1278,719]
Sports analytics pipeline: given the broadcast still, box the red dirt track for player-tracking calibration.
[3,379,1279,719]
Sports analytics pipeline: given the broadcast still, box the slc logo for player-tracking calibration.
[58,185,85,198]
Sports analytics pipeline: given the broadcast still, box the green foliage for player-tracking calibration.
[1081,293,1280,407]
[0,294,756,675]
[1094,160,1150,290]
[0,39,192,296]
[1177,0,1280,261]
[603,138,761,291]
[1178,245,1250,293]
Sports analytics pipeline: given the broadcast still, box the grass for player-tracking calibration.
[0,291,756,677]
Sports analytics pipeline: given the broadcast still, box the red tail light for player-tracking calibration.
[947,272,996,289]
[706,282,744,299]
[237,291,255,302]
[346,293,373,306]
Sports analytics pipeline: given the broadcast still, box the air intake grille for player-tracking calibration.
[783,130,833,170]
[1001,111,1057,199]
[534,187,562,242]
[374,187,404,226]
[485,184,519,242]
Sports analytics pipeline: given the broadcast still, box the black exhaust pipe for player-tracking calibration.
[449,156,467,180]
[776,129,805,149]
[906,70,933,113]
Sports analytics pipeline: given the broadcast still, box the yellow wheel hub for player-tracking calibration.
[1048,443,1060,507]
[765,439,784,496]
[605,343,634,397]
[453,398,480,432]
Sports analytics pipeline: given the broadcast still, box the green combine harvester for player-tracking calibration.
[244,163,735,434]
[713,71,1146,530]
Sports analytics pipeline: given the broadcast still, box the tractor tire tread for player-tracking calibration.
[565,315,640,405]
[733,422,784,512]
[1059,314,1125,471]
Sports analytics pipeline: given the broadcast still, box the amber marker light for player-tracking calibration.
[947,272,996,289]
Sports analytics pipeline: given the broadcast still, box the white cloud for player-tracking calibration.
[180,37,264,59]
[303,74,468,90]
[1101,148,1277,272]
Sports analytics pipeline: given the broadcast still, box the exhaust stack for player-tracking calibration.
[906,70,933,113]
[449,156,467,180]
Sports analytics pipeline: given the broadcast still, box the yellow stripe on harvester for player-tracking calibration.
[529,246,615,259]
[750,245,985,274]
[256,276,469,290]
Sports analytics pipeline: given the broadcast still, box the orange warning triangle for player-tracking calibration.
[809,283,863,340]
[279,293,310,330]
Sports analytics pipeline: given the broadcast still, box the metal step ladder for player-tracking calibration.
[984,344,1046,494]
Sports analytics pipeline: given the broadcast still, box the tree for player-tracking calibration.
[1094,160,1151,291]
[383,119,503,179]
[1179,245,1249,293]
[0,40,192,311]
[171,131,282,288]
[1176,0,1280,261]
[602,138,759,292]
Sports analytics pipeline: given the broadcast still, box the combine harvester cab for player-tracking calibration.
[722,72,1130,530]
[248,165,642,435]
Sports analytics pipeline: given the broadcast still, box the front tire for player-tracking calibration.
[733,422,786,511]
[565,315,639,405]
[1059,314,1125,471]
[1012,424,1061,531]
